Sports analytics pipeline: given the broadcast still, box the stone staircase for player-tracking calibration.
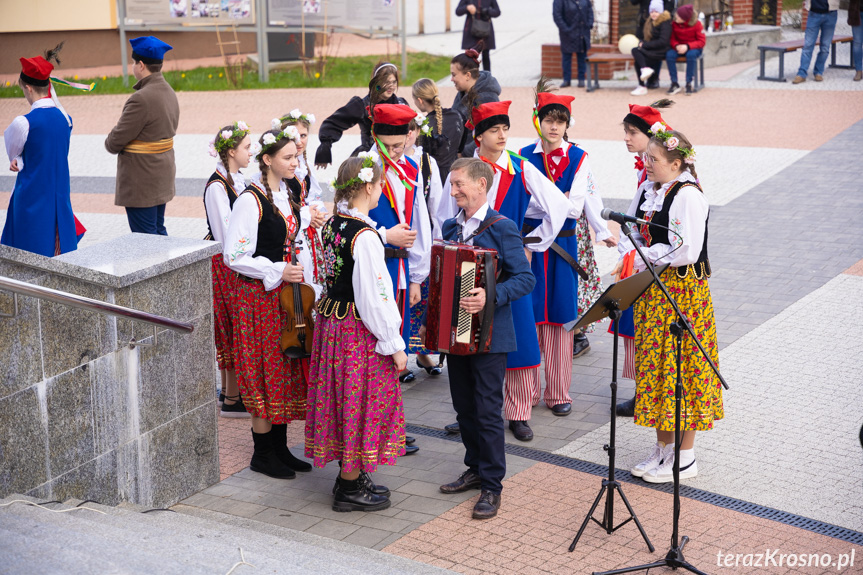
[0,494,452,574]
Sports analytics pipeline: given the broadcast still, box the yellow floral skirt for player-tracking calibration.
[633,268,723,432]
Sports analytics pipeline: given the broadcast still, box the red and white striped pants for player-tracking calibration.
[504,324,573,421]
[622,337,636,380]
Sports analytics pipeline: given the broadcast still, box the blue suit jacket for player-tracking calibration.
[441,208,536,354]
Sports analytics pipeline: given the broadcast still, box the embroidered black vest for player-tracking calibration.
[635,180,711,279]
[203,171,238,241]
[241,184,291,264]
[317,213,381,319]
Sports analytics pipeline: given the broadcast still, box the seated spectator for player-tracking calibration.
[631,0,672,96]
[666,4,705,95]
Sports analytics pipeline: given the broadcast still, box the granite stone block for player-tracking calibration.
[131,261,211,324]
[174,313,218,415]
[144,403,219,508]
[0,290,42,398]
[46,365,95,477]
[90,351,134,454]
[113,286,135,350]
[37,275,111,379]
[45,450,123,506]
[137,330,177,433]
[0,386,48,496]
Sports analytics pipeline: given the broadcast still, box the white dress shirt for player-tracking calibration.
[409,146,446,240]
[455,203,490,246]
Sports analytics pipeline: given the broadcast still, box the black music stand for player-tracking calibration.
[564,263,668,554]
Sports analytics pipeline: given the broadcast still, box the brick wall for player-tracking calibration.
[541,44,633,80]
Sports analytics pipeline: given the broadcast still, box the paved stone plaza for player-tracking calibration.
[2,0,863,572]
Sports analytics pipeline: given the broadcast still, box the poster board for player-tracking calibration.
[124,0,255,25]
[267,0,397,29]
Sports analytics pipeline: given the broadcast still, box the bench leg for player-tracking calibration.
[758,48,788,82]
[586,62,600,93]
[828,41,854,69]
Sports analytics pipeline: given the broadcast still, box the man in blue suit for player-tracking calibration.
[437,158,536,520]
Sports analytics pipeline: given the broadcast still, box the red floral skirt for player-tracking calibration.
[232,277,307,423]
[212,254,237,370]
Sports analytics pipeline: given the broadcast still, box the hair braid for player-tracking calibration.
[433,95,443,137]
[217,148,235,190]
[258,162,279,214]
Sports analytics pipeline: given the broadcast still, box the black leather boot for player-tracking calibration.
[616,396,636,417]
[270,423,312,472]
[332,476,391,512]
[250,430,295,479]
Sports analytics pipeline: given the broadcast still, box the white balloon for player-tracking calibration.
[618,34,640,55]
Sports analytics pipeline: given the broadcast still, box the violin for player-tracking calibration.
[279,237,316,358]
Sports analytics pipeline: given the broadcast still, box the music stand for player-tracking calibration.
[564,263,668,553]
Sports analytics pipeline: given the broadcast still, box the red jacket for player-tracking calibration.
[670,21,706,50]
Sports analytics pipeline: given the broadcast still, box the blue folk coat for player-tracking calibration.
[441,208,536,355]
[1,107,76,257]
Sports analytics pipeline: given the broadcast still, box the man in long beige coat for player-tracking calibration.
[105,36,179,235]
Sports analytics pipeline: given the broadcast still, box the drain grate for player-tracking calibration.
[406,424,863,545]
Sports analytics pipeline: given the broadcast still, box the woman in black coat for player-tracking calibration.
[314,62,408,168]
[553,0,595,88]
[630,0,672,95]
[456,0,501,72]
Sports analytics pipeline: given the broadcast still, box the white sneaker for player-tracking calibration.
[630,442,665,477]
[642,450,698,483]
[630,85,648,96]
[640,67,655,82]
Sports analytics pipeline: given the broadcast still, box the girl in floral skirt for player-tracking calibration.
[613,126,722,484]
[223,126,317,480]
[305,154,408,512]
[205,121,251,418]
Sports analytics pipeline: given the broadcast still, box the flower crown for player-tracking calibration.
[258,126,301,157]
[272,109,316,131]
[415,113,433,137]
[328,151,380,192]
[649,123,696,165]
[209,121,250,157]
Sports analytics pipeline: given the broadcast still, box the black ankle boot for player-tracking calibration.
[250,430,295,479]
[332,462,390,496]
[270,423,312,472]
[333,476,390,512]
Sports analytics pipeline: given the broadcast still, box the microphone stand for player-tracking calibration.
[593,223,728,575]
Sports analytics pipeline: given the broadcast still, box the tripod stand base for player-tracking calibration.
[569,480,654,553]
[593,536,710,575]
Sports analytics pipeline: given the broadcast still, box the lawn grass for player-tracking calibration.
[0,52,450,98]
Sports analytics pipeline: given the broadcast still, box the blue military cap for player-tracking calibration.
[130,36,173,64]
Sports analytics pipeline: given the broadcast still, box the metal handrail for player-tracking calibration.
[0,276,194,339]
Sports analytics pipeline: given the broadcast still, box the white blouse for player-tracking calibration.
[204,164,245,245]
[336,202,406,356]
[618,171,708,272]
[223,173,323,296]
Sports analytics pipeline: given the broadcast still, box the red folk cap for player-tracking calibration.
[19,56,54,87]
[624,103,672,136]
[372,103,417,135]
[467,100,512,136]
[536,93,575,117]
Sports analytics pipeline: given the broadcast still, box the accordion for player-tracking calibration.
[425,240,498,355]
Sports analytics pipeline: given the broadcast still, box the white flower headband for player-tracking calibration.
[649,123,696,164]
[208,120,250,158]
[259,126,301,157]
[328,152,379,192]
[272,109,316,131]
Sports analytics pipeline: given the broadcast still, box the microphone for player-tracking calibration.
[600,208,651,227]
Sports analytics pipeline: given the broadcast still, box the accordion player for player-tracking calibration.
[425,240,498,355]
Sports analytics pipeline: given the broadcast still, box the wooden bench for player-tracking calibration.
[757,35,854,82]
[584,52,705,93]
